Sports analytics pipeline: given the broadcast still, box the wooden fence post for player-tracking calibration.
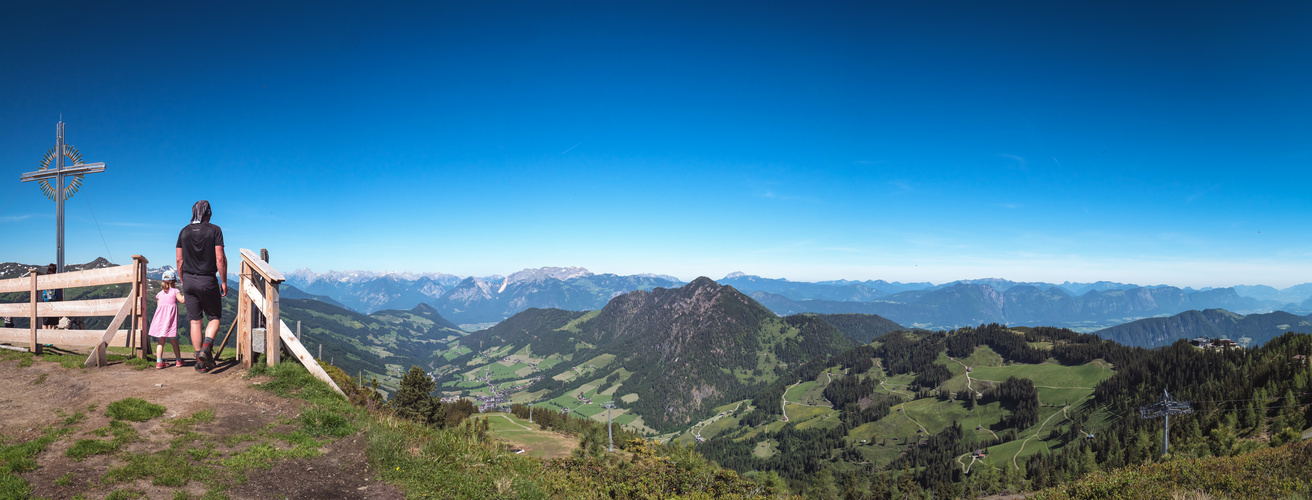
[29,268,40,355]
[135,256,150,359]
[265,280,280,366]
[238,260,252,368]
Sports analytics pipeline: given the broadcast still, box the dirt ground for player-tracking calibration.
[0,353,404,499]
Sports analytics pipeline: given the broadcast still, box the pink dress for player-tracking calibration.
[149,288,180,338]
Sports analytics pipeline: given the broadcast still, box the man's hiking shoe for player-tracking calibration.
[196,351,213,373]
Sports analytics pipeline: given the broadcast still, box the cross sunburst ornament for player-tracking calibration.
[38,143,85,201]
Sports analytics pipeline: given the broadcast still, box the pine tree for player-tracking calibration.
[1208,423,1236,457]
[808,467,839,500]
[392,365,438,423]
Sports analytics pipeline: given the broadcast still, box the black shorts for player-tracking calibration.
[182,273,223,322]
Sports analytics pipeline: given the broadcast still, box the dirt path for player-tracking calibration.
[1012,403,1070,470]
[948,357,983,398]
[899,404,929,435]
[781,381,800,422]
[494,413,532,430]
[0,355,402,499]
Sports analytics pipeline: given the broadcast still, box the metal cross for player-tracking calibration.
[18,121,106,273]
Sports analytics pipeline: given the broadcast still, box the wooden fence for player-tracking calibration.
[0,256,150,366]
[237,248,344,396]
[0,251,343,396]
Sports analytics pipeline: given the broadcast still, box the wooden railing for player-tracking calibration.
[0,256,150,366]
[238,248,343,396]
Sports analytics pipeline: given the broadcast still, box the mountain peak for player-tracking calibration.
[688,276,721,289]
[724,271,748,279]
[505,266,592,285]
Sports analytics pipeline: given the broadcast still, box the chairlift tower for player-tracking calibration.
[1139,389,1193,456]
[603,401,616,452]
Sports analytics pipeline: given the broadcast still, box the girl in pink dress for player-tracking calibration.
[150,270,186,369]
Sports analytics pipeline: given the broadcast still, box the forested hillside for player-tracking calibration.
[690,324,1312,498]
[430,278,858,432]
[1096,308,1312,348]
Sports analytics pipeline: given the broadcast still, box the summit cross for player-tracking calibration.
[18,121,107,273]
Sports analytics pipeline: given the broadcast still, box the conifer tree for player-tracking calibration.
[392,365,439,424]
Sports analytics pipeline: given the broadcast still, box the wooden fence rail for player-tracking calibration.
[0,256,149,366]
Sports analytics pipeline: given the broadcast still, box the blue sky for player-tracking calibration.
[2,1,1310,287]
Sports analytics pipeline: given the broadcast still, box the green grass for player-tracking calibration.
[67,420,137,461]
[961,345,1005,368]
[970,361,1112,389]
[106,397,166,421]
[556,310,600,333]
[782,404,829,425]
[477,413,577,459]
[299,407,358,438]
[783,381,821,405]
[0,424,75,498]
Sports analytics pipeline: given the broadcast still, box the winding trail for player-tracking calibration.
[1011,398,1084,470]
[899,404,929,435]
[948,357,983,398]
[782,381,800,422]
[690,401,744,439]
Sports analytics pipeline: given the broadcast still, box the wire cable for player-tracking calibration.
[82,191,115,265]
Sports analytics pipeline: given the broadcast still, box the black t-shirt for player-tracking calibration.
[176,222,225,275]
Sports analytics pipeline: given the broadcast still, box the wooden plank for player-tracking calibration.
[238,261,252,369]
[240,248,285,283]
[85,286,136,367]
[0,328,130,348]
[135,261,149,358]
[30,270,38,355]
[265,282,280,366]
[0,265,134,293]
[278,319,344,397]
[0,297,131,317]
[0,272,30,294]
[241,279,269,314]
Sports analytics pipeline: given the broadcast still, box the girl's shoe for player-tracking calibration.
[156,361,166,370]
[175,360,185,368]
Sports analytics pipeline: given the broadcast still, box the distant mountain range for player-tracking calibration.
[748,282,1294,331]
[271,268,1312,331]
[1095,308,1312,349]
[284,266,682,326]
[13,259,1312,335]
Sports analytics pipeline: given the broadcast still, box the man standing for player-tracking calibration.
[176,200,227,373]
